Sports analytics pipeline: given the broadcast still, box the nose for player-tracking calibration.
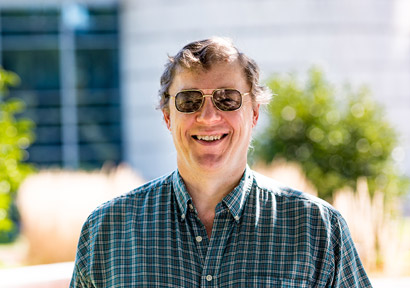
[196,95,221,123]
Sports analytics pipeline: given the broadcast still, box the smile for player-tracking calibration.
[193,134,227,142]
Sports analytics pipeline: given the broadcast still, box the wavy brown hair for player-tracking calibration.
[158,37,272,112]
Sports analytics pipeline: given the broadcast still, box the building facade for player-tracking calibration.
[1,0,409,182]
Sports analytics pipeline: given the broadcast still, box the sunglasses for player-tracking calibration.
[170,88,249,113]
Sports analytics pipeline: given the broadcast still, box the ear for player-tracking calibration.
[162,109,171,131]
[252,104,260,128]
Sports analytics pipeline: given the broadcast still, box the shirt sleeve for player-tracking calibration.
[70,218,92,288]
[329,211,373,288]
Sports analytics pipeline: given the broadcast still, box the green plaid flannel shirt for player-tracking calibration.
[70,167,372,287]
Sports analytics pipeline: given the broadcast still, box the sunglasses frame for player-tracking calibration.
[170,88,250,114]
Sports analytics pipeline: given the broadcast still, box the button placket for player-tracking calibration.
[188,210,209,264]
[200,208,234,287]
[201,274,216,287]
[194,229,209,262]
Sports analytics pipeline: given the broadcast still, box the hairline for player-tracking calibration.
[163,58,255,111]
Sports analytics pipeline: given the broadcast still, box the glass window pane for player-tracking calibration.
[1,5,121,169]
[76,90,120,106]
[77,106,120,124]
[28,145,62,165]
[78,124,121,143]
[75,6,118,35]
[11,90,61,108]
[34,125,61,145]
[1,9,59,35]
[79,143,121,166]
[24,107,61,125]
[76,49,119,89]
[2,50,60,90]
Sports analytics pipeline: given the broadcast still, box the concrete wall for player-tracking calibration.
[121,0,410,180]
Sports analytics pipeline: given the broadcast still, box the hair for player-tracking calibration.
[158,37,273,111]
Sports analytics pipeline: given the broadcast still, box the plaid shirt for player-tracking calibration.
[70,168,372,287]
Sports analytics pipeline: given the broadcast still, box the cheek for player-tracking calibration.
[242,107,258,129]
[171,115,192,136]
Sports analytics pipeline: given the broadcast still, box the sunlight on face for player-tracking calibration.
[163,61,259,176]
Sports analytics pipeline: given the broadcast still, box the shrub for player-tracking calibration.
[254,67,409,201]
[0,67,35,243]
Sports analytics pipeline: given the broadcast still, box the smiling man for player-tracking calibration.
[70,37,372,287]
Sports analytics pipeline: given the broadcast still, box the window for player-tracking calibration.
[0,3,121,169]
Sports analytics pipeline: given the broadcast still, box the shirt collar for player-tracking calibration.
[172,170,192,221]
[172,166,254,223]
[221,166,253,223]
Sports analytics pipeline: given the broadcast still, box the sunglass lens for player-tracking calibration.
[175,91,203,113]
[213,89,242,111]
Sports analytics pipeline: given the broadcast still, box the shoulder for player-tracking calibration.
[86,172,174,224]
[251,169,352,243]
[250,170,371,285]
[251,170,342,221]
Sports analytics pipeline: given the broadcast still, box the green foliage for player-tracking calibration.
[0,67,35,243]
[254,67,409,201]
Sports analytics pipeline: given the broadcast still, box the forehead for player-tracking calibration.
[171,61,248,92]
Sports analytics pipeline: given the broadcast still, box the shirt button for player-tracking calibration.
[195,236,203,243]
[206,275,213,281]
[181,214,185,219]
[189,204,194,210]
[234,215,240,221]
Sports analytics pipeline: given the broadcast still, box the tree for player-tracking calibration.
[254,67,409,201]
[0,67,35,243]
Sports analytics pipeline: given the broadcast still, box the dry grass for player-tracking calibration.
[253,158,318,196]
[12,159,410,276]
[254,159,410,277]
[333,180,410,277]
[16,164,144,265]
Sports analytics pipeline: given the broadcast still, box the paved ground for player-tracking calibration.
[371,277,410,288]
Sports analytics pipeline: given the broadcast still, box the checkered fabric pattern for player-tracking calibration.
[70,167,372,287]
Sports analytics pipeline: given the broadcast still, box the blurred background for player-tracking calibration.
[0,0,409,286]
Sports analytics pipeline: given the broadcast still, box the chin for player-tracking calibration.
[193,154,227,171]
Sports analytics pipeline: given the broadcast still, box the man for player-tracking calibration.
[71,37,372,287]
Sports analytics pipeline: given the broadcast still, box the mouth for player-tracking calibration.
[192,134,228,142]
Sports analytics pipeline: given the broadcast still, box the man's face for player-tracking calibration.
[163,61,259,175]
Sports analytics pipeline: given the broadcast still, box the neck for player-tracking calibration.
[178,164,245,238]
[178,163,246,237]
[178,163,245,203]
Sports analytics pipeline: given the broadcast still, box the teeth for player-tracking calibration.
[196,135,222,141]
